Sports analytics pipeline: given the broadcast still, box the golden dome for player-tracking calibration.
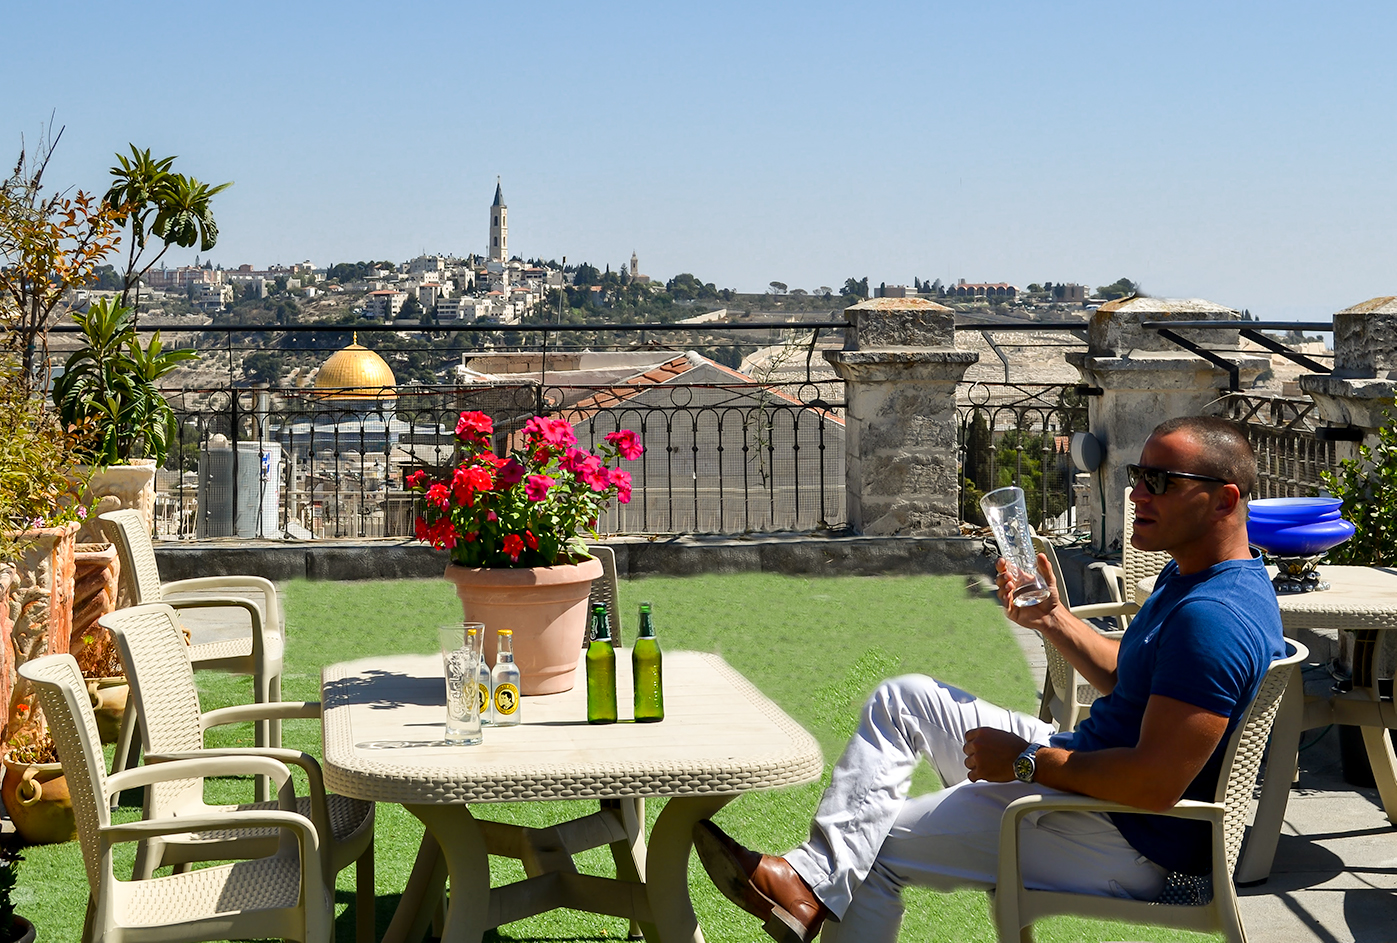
[314,341,396,398]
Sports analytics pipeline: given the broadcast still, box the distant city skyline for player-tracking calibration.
[9,0,1396,323]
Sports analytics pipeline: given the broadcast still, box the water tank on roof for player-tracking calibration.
[196,439,283,538]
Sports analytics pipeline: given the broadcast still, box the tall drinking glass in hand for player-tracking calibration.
[980,486,1051,607]
[438,623,484,745]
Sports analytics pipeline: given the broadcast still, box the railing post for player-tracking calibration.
[824,299,977,536]
[1067,297,1268,552]
[1301,297,1397,461]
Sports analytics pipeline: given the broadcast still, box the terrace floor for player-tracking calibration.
[7,573,1397,941]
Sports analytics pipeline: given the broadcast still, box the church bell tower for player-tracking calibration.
[488,178,507,263]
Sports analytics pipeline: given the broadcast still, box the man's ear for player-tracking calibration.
[1215,483,1243,517]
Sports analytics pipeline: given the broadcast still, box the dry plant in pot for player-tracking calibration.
[409,411,643,694]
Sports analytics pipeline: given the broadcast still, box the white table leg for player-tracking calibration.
[410,804,492,943]
[381,827,449,943]
[1236,661,1305,884]
[646,794,735,943]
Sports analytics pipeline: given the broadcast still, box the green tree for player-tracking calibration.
[1095,277,1140,301]
[840,277,869,299]
[104,145,232,313]
[768,281,787,294]
[400,291,424,321]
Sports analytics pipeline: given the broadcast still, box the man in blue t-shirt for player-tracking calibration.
[692,416,1285,943]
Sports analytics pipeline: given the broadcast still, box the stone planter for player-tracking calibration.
[74,460,157,552]
[444,557,603,695]
[1,753,76,845]
[71,542,120,665]
[2,523,77,744]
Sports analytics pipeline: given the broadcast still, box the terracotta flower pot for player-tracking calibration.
[86,677,129,745]
[444,557,603,695]
[1,753,76,845]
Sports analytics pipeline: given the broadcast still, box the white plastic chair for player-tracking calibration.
[18,652,331,943]
[1031,536,1136,731]
[103,602,376,943]
[99,508,286,790]
[994,640,1308,943]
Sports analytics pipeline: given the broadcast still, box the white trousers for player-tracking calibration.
[783,675,1166,943]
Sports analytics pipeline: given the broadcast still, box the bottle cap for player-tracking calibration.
[499,628,512,636]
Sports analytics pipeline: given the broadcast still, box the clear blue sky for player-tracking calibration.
[6,1,1394,320]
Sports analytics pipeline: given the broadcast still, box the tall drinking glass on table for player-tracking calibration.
[438,623,484,745]
[980,486,1051,607]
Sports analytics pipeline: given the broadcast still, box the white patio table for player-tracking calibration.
[1138,565,1397,884]
[320,650,822,943]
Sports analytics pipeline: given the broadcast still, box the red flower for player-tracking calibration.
[456,411,494,441]
[524,416,577,448]
[496,458,526,486]
[604,429,644,461]
[502,533,525,561]
[452,465,495,505]
[428,518,458,550]
[405,469,427,489]
[608,467,633,504]
[525,474,555,502]
[524,530,538,550]
[426,482,451,509]
[414,516,429,540]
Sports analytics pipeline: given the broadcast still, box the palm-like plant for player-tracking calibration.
[51,298,198,467]
[105,145,231,311]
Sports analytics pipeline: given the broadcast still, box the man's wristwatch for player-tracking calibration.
[1013,743,1044,783]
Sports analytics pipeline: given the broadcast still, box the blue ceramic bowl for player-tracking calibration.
[1246,497,1344,522]
[1247,516,1356,556]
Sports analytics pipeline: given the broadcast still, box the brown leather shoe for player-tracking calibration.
[692,819,828,943]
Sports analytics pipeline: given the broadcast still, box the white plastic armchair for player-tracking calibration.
[1120,486,1172,605]
[1031,536,1135,731]
[18,653,331,943]
[99,509,286,785]
[103,602,376,943]
[994,640,1307,943]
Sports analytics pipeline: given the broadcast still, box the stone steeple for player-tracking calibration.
[488,177,508,263]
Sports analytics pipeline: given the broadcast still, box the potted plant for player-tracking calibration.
[0,847,36,942]
[0,729,74,846]
[1,357,87,775]
[409,411,643,694]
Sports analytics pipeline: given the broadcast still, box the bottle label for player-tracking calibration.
[494,683,520,716]
[477,683,489,714]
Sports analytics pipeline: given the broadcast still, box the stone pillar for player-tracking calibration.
[1067,297,1269,552]
[1300,296,1397,462]
[824,299,977,536]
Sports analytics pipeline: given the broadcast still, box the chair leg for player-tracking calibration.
[109,703,141,810]
[356,845,375,943]
[252,668,282,802]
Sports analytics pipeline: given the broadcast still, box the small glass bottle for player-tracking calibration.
[475,628,493,725]
[586,604,618,724]
[491,628,522,726]
[632,602,664,723]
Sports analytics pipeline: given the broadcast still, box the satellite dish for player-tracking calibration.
[1070,432,1104,472]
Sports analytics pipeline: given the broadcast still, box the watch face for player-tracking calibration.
[1014,753,1035,783]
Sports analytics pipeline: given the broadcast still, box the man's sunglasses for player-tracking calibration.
[1126,464,1230,495]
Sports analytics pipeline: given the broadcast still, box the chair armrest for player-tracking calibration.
[1088,562,1127,603]
[101,808,320,846]
[161,576,280,629]
[161,595,273,663]
[201,701,321,730]
[1068,601,1139,623]
[147,747,330,829]
[107,754,292,795]
[1000,791,1222,826]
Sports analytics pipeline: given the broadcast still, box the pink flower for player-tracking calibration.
[455,411,493,441]
[502,533,525,561]
[496,458,526,486]
[487,510,498,521]
[605,429,644,461]
[76,506,88,520]
[524,416,577,448]
[426,482,451,509]
[525,474,555,502]
[582,462,609,492]
[608,467,633,504]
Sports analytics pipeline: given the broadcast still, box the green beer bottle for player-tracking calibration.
[632,602,664,722]
[586,604,618,724]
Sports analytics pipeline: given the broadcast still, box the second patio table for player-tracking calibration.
[320,650,822,943]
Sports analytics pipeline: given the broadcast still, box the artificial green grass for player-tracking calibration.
[13,573,1221,942]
